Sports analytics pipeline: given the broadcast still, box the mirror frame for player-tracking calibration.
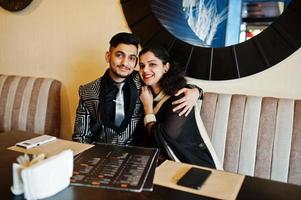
[121,0,301,80]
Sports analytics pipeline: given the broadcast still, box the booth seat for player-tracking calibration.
[0,74,61,137]
[200,92,301,185]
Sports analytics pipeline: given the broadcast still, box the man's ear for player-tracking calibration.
[105,51,111,63]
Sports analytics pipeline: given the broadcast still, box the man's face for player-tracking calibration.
[105,43,138,82]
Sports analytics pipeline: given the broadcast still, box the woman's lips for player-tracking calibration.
[143,74,153,80]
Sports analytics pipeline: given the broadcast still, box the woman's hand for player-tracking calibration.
[172,87,199,116]
[140,86,154,114]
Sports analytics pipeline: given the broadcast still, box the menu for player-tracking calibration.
[71,143,159,192]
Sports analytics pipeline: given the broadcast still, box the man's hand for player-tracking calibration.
[172,87,199,116]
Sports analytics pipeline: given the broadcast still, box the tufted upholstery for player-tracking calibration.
[0,74,61,137]
[201,92,301,185]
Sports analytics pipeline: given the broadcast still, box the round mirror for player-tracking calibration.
[151,0,288,48]
[121,0,301,80]
[0,0,33,12]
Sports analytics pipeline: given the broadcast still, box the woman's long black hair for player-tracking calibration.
[139,46,187,95]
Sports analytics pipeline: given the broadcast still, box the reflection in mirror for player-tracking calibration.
[182,0,227,47]
[239,1,285,43]
[151,0,291,48]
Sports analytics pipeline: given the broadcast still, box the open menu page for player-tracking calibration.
[71,143,159,192]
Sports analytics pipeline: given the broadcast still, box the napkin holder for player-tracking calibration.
[11,149,73,199]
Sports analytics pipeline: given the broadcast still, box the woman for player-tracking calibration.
[139,46,221,169]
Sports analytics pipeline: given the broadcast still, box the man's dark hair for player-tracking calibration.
[139,45,186,95]
[109,32,140,50]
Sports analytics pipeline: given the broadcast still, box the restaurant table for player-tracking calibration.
[1,131,301,200]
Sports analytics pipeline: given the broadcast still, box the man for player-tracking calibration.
[73,32,200,145]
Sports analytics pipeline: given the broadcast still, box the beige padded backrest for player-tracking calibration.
[0,74,61,137]
[201,92,301,185]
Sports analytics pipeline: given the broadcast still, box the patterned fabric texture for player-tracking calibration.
[0,74,61,136]
[73,71,144,145]
[200,92,301,185]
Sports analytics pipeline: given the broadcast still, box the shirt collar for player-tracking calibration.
[104,69,128,92]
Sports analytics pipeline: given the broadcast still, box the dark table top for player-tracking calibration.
[1,131,301,200]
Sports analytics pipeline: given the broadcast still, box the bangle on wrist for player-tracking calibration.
[187,84,203,100]
[144,114,156,126]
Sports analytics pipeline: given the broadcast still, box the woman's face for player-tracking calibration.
[139,51,169,89]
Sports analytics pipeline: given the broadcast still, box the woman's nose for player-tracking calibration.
[142,65,149,72]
